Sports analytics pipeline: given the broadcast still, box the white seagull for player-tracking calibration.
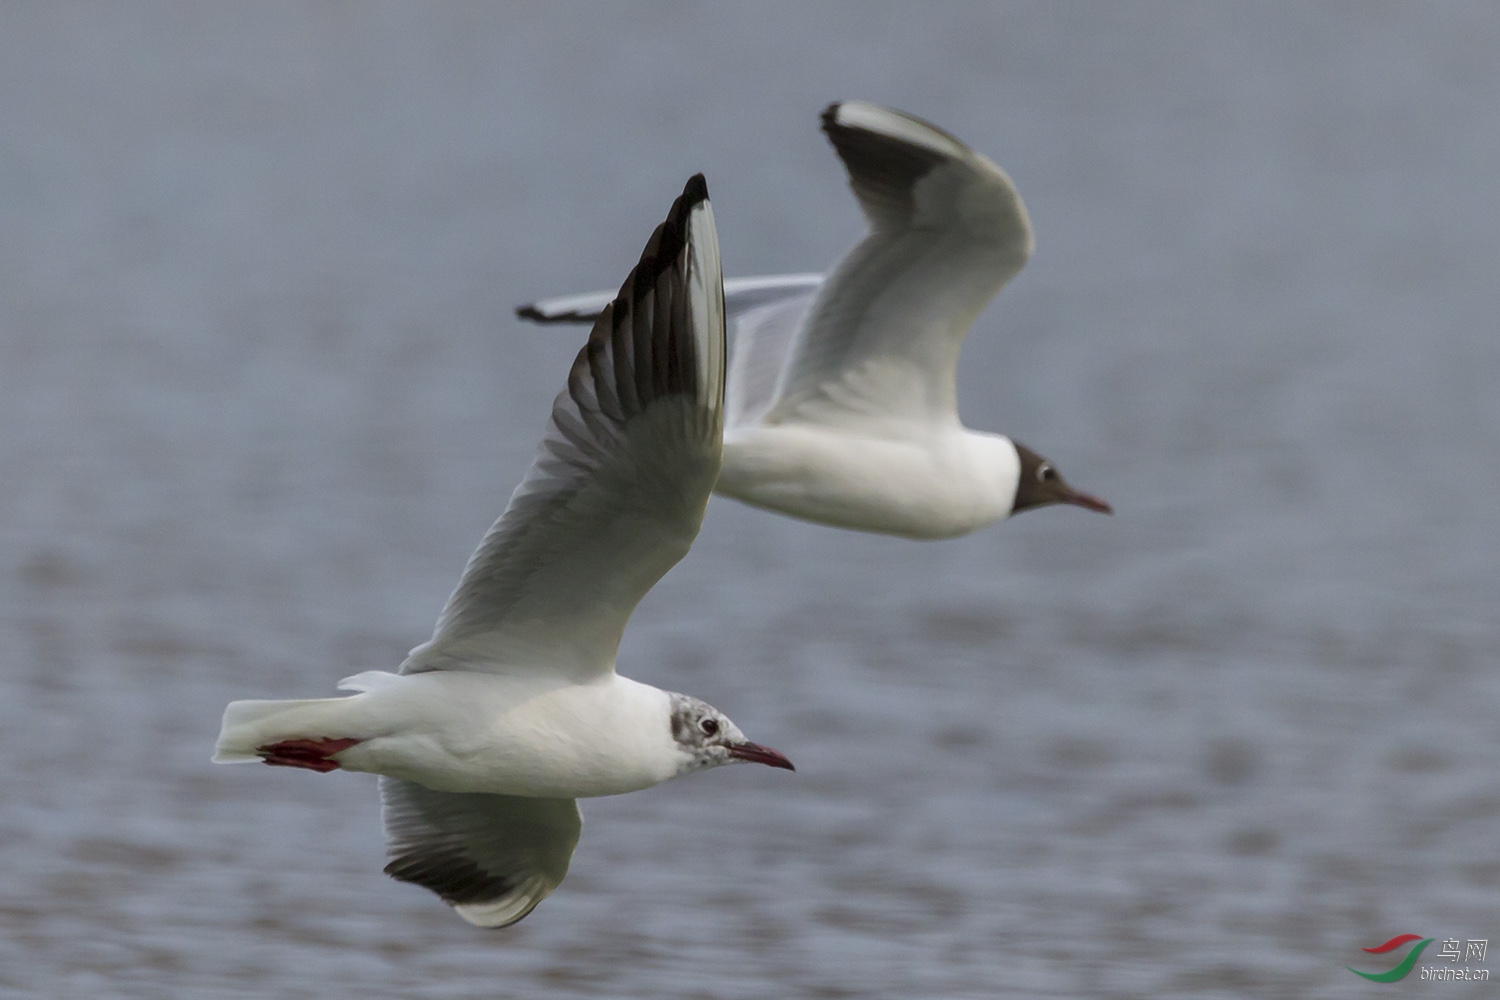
[520,102,1111,539]
[214,176,793,929]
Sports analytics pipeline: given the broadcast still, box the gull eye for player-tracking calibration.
[1038,463,1057,483]
[698,717,719,737]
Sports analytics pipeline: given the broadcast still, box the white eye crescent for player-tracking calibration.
[1038,463,1056,483]
[699,718,719,737]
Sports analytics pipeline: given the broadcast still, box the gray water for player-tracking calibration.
[2,4,1498,997]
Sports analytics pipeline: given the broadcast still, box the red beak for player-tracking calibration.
[1062,489,1112,515]
[728,741,795,771]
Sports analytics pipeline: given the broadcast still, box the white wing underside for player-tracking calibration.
[403,178,725,683]
[381,777,582,928]
[517,103,1033,438]
[762,102,1033,431]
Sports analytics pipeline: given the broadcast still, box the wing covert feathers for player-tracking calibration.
[402,176,725,679]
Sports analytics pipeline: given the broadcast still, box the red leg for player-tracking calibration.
[256,737,361,773]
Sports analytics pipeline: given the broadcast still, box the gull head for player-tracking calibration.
[1011,442,1112,516]
[667,693,794,776]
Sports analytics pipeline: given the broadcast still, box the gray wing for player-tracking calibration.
[401,175,725,681]
[763,101,1033,430]
[724,290,818,428]
[381,777,581,928]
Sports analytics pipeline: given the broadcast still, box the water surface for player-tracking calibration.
[1,4,1497,997]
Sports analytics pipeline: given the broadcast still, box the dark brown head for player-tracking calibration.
[1012,442,1112,516]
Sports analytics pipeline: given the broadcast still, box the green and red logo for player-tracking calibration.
[1348,934,1433,982]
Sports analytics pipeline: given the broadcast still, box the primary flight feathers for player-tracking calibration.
[403,172,726,682]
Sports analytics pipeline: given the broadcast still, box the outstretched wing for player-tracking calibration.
[402,175,725,681]
[764,102,1033,430]
[381,777,581,928]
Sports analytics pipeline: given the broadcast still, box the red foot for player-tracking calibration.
[256,737,361,773]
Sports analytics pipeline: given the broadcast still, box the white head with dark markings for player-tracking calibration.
[667,693,794,776]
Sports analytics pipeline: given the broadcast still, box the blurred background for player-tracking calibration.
[1,3,1497,997]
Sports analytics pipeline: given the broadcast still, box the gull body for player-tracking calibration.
[214,176,792,929]
[220,671,687,798]
[716,423,1019,539]
[520,102,1110,538]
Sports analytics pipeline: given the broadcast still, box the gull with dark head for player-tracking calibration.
[519,102,1111,538]
[214,176,792,928]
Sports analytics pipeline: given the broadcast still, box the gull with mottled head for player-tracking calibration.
[214,176,792,928]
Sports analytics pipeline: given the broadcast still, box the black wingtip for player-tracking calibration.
[819,101,970,155]
[627,174,710,300]
[680,172,709,210]
[820,102,843,133]
[519,175,709,330]
[515,303,598,325]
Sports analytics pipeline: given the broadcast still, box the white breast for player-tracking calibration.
[333,672,681,798]
[717,424,1019,539]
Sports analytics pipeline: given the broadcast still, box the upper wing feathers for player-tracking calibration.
[764,102,1033,429]
[820,101,1031,250]
[403,175,725,680]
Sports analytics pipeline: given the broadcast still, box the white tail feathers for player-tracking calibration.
[212,696,357,763]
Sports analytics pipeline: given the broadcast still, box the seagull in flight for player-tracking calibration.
[214,175,793,929]
[519,102,1111,538]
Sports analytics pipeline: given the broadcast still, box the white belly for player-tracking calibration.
[332,672,676,798]
[717,424,1016,539]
